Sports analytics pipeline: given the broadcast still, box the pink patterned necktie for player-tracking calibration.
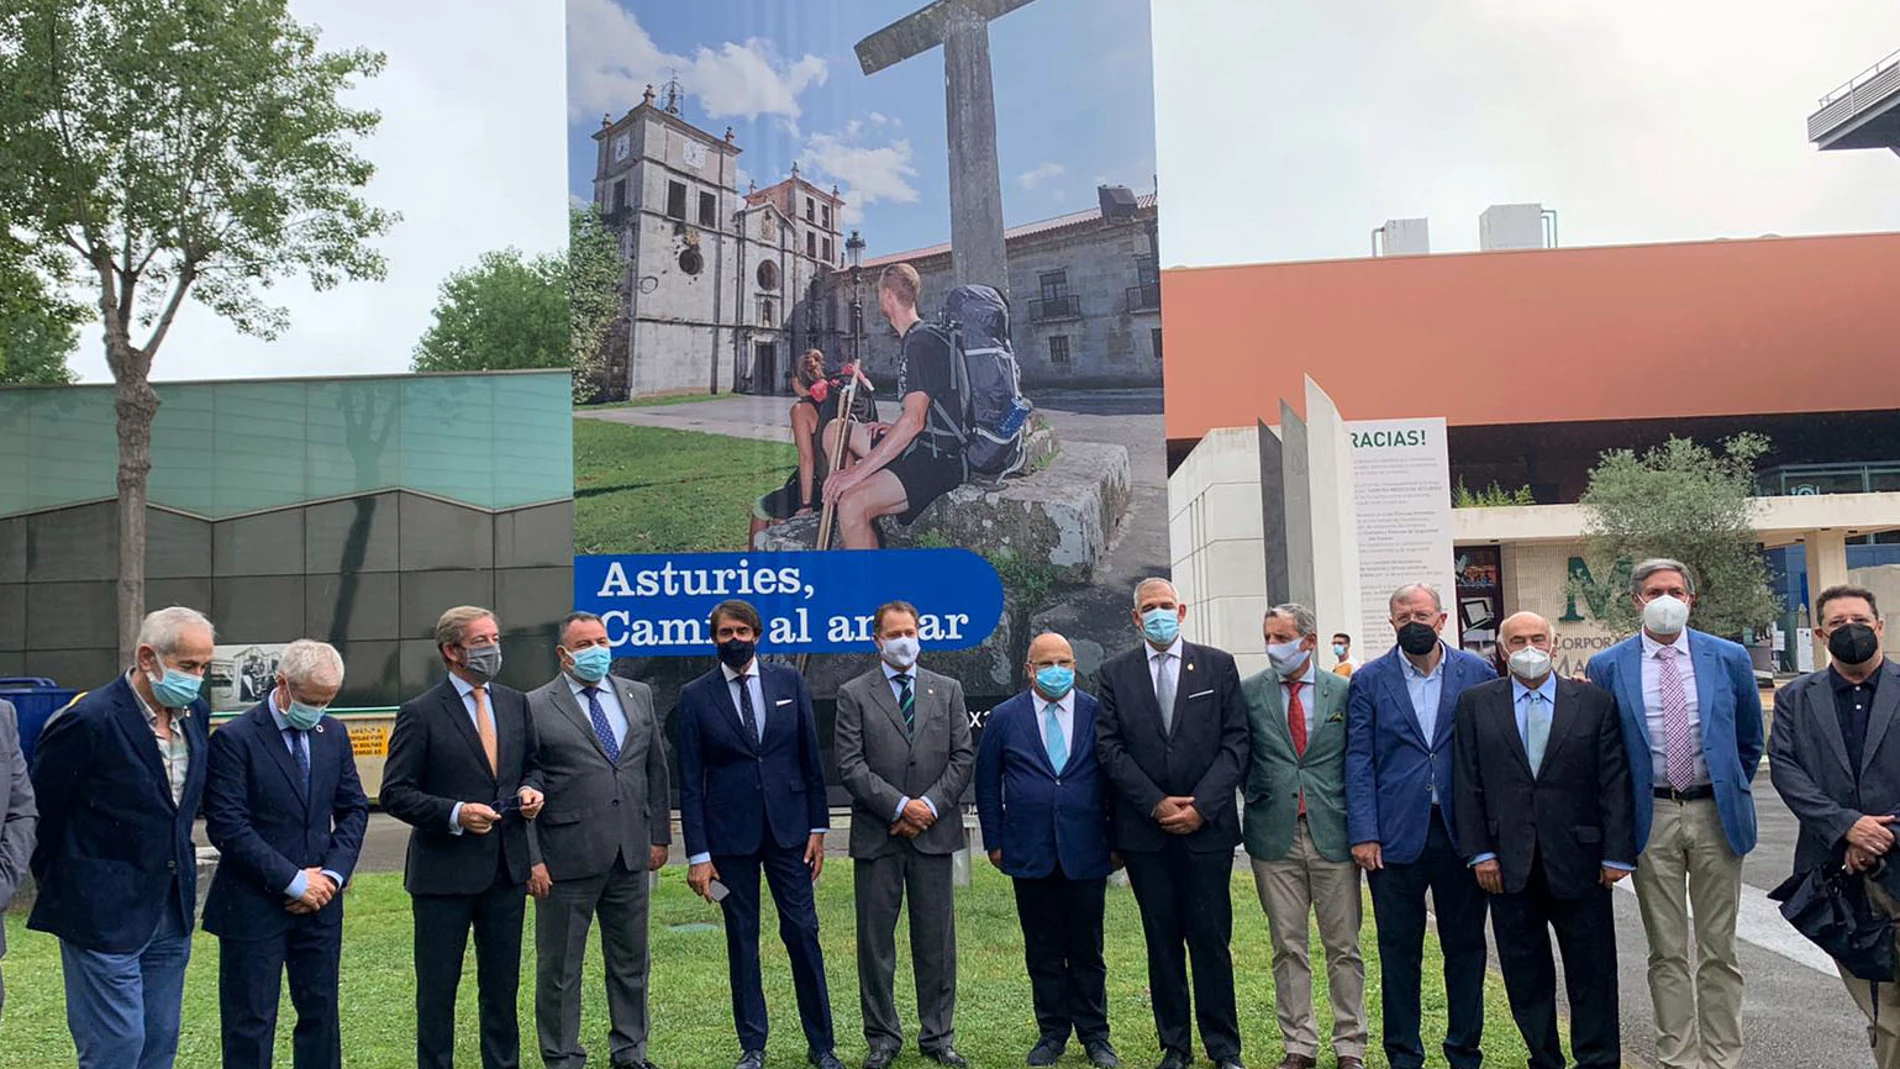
[1658,645,1694,790]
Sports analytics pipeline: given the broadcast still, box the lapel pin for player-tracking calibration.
[1187,663,1195,672]
[315,724,325,734]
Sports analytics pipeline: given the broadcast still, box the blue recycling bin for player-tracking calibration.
[1,676,81,766]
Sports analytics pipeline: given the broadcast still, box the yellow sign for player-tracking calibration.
[348,723,389,758]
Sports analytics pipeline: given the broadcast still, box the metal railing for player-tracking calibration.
[1820,47,1900,108]
[1809,46,1900,141]
[1031,295,1081,321]
[1125,283,1161,312]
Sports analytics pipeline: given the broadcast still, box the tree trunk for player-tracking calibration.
[113,367,158,661]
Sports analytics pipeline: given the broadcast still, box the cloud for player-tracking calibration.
[868,111,895,126]
[566,0,826,122]
[800,126,921,226]
[1017,162,1065,191]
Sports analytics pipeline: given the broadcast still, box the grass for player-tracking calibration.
[1,867,1539,1069]
[574,419,796,554]
[581,392,734,411]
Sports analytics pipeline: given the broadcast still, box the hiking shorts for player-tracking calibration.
[882,443,965,525]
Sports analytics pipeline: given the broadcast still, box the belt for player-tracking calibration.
[1654,784,1715,801]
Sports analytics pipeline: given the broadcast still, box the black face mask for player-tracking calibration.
[1828,623,1881,667]
[717,638,757,670]
[1397,621,1439,656]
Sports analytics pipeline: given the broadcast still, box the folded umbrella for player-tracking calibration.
[1769,863,1895,983]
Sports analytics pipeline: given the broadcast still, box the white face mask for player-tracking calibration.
[1508,645,1553,682]
[880,635,920,669]
[1642,594,1690,636]
[1266,639,1310,675]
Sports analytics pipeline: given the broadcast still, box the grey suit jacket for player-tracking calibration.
[0,700,39,958]
[835,664,974,859]
[524,674,671,882]
[1770,660,1900,876]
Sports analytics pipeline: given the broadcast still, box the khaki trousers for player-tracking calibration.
[1633,795,1746,1069]
[1848,880,1900,1068]
[1250,816,1368,1060]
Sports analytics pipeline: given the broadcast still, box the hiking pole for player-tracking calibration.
[798,370,862,676]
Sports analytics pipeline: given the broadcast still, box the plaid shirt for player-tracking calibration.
[128,671,191,806]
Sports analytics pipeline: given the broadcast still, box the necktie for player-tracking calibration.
[896,674,916,738]
[1526,691,1552,776]
[1155,653,1176,734]
[1287,682,1307,815]
[285,727,310,789]
[736,674,761,744]
[582,686,620,762]
[472,685,499,775]
[1659,645,1694,790]
[1043,702,1068,771]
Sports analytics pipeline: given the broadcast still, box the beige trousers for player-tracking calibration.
[1849,880,1900,1068]
[1634,795,1746,1069]
[1250,816,1368,1060]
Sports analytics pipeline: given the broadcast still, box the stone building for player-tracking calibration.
[835,186,1162,391]
[589,83,843,399]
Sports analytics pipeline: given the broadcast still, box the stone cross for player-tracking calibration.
[856,0,1038,297]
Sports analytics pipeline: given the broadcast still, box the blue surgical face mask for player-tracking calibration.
[1332,644,1348,659]
[1267,639,1310,675]
[1034,665,1075,700]
[1141,607,1180,646]
[568,645,612,683]
[284,699,326,731]
[146,661,203,708]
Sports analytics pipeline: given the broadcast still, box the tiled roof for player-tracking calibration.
[862,193,1157,268]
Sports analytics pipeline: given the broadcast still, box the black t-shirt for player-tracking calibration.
[897,324,957,424]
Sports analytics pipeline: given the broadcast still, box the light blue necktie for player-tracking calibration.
[1526,691,1552,776]
[1043,702,1068,771]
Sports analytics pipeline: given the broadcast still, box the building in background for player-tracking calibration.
[1809,47,1900,154]
[0,370,575,706]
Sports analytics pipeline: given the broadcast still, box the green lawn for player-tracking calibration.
[574,420,796,554]
[581,393,734,411]
[1,867,1539,1069]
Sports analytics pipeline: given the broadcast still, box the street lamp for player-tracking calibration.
[845,229,866,365]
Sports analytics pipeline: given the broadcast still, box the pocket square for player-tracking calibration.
[775,698,793,706]
[1328,712,1344,723]
[1187,689,1214,700]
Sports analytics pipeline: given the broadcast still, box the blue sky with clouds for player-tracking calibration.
[566,0,1157,261]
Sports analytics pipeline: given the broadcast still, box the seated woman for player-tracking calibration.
[750,350,875,548]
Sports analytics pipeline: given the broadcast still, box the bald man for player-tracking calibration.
[1452,612,1634,1069]
[976,634,1120,1069]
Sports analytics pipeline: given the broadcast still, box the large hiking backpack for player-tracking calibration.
[911,284,1032,478]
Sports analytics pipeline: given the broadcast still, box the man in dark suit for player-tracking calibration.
[202,638,370,1069]
[29,606,215,1069]
[1453,611,1634,1069]
[1343,583,1496,1069]
[0,695,38,1022]
[1095,577,1249,1069]
[1769,584,1900,1064]
[383,605,546,1069]
[676,599,845,1069]
[976,632,1121,1069]
[525,612,671,1069]
[835,601,974,1069]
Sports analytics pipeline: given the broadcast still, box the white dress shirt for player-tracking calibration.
[688,661,826,866]
[1280,673,1317,737]
[1640,630,1709,786]
[567,673,629,750]
[1036,688,1077,761]
[1148,637,1184,698]
[268,691,344,900]
[881,659,937,820]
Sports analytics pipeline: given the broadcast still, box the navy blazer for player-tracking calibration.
[1344,643,1498,864]
[675,661,829,859]
[975,688,1113,881]
[27,674,211,953]
[202,701,370,940]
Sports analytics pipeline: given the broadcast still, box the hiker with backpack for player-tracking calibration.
[822,262,1033,550]
[749,349,876,549]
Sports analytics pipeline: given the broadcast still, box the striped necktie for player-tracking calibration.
[896,673,915,738]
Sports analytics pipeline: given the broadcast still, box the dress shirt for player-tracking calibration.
[1403,647,1447,802]
[688,661,827,866]
[268,692,344,900]
[1830,665,1880,778]
[127,670,192,807]
[1470,673,1632,870]
[446,672,496,835]
[1033,687,1077,762]
[1280,671,1318,738]
[568,673,629,751]
[1641,630,1709,787]
[882,659,938,821]
[1148,637,1184,698]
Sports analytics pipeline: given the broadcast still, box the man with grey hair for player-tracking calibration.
[1344,583,1496,1069]
[385,605,546,1069]
[1586,558,1763,1069]
[0,691,37,1023]
[203,638,369,1069]
[525,612,670,1069]
[1243,604,1367,1069]
[29,605,216,1069]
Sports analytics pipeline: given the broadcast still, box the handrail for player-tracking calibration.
[1819,46,1900,107]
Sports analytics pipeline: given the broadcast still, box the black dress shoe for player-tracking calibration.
[1154,1052,1191,1069]
[1028,1038,1066,1067]
[923,1048,968,1069]
[1214,1058,1246,1069]
[810,1051,849,1069]
[1082,1040,1120,1069]
[864,1048,899,1069]
[737,1053,766,1069]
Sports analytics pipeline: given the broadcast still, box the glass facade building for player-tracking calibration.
[0,370,575,705]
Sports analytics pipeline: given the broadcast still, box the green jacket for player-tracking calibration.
[1241,664,1351,862]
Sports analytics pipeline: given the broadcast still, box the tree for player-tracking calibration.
[0,235,82,384]
[1452,478,1536,508]
[1574,433,1781,639]
[0,0,397,658]
[412,205,625,404]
